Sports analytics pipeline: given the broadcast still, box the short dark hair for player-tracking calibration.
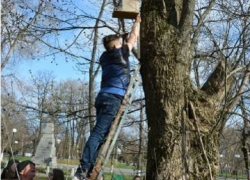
[17,160,35,172]
[52,168,65,180]
[133,175,141,180]
[102,34,120,51]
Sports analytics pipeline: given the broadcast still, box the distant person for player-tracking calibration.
[1,159,19,179]
[17,160,36,180]
[133,175,141,180]
[48,168,65,180]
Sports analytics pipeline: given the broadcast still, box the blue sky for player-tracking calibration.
[1,0,135,84]
[17,58,86,82]
[1,0,99,83]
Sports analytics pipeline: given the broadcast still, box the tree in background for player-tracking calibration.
[0,0,108,159]
[1,0,49,71]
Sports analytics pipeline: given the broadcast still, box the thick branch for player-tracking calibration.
[201,61,227,95]
[179,0,195,39]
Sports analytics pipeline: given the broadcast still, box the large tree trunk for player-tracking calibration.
[140,1,220,179]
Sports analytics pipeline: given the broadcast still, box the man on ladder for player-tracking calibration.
[73,14,141,180]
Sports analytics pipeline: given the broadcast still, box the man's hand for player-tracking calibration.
[135,14,141,23]
[127,14,141,51]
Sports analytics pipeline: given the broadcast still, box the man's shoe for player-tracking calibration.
[73,167,87,180]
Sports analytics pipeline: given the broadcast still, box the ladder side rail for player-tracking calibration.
[103,73,141,166]
[98,64,141,162]
[89,64,141,180]
[96,74,141,180]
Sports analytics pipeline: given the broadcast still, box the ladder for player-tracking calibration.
[89,64,141,180]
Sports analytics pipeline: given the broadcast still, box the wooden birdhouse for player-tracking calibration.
[112,0,139,19]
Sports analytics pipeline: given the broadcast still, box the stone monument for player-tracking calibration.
[32,122,57,167]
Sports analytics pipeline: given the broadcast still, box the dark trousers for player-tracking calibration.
[81,92,123,174]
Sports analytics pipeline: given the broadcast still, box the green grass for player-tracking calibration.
[57,158,138,170]
[110,162,135,170]
[57,159,79,165]
[35,172,136,180]
[3,155,141,180]
[3,155,137,169]
[217,172,247,179]
[36,177,48,180]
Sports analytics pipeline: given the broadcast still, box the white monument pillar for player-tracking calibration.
[32,122,57,167]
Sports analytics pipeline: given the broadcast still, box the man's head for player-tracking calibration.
[102,34,122,51]
[17,160,36,180]
[49,168,65,180]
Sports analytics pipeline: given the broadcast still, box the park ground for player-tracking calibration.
[1,155,247,180]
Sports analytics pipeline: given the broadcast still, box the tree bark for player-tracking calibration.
[140,0,221,179]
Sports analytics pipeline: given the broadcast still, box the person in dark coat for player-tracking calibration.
[1,159,19,179]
